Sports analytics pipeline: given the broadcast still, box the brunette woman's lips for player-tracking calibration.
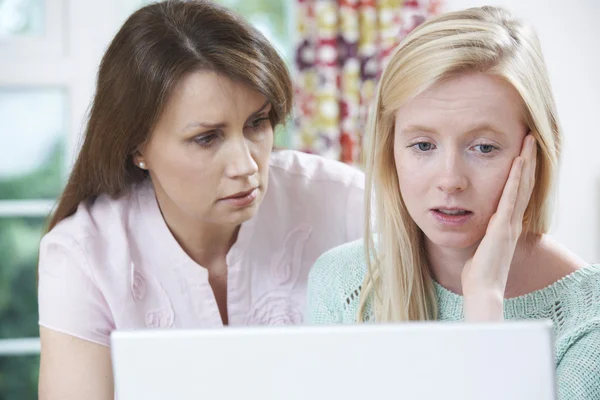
[430,208,473,226]
[220,188,259,207]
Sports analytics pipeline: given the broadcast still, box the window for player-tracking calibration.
[0,0,65,58]
[0,88,67,399]
[0,217,47,399]
[0,88,66,200]
[0,0,71,397]
[0,1,293,398]
[0,0,45,37]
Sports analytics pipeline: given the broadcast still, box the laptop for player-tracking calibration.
[111,321,556,400]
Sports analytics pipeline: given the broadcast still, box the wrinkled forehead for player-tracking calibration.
[395,72,527,139]
[163,71,269,122]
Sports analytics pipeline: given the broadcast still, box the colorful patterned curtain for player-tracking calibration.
[293,0,443,164]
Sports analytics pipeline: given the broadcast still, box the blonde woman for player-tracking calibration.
[307,6,600,398]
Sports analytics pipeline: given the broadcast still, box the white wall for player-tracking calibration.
[442,0,600,262]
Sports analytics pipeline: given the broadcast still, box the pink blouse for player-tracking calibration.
[38,150,365,346]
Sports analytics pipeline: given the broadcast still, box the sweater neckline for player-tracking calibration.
[434,264,600,319]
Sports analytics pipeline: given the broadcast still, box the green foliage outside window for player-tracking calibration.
[0,216,47,399]
[0,140,63,399]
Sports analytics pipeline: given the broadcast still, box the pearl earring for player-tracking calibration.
[138,161,146,169]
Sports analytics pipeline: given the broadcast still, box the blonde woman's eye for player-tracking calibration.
[411,142,434,151]
[474,144,497,154]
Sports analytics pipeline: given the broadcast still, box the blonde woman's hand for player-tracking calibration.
[461,134,537,321]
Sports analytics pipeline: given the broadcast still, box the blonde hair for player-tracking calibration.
[359,6,561,322]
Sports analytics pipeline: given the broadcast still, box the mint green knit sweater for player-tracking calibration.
[307,239,600,399]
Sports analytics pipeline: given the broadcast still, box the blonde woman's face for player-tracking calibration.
[393,72,529,250]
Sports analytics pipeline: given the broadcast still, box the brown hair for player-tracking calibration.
[47,0,293,232]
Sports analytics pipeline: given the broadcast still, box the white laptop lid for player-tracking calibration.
[111,321,556,400]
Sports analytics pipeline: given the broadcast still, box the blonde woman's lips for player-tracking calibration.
[430,208,473,226]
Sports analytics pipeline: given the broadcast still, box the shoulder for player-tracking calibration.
[40,183,144,265]
[44,182,147,242]
[38,187,141,346]
[549,263,600,358]
[306,238,371,323]
[557,263,600,321]
[527,236,600,328]
[267,151,366,232]
[269,150,364,188]
[308,238,368,296]
[529,235,590,289]
[265,151,366,240]
[552,265,600,398]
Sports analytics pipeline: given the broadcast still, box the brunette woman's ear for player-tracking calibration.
[133,153,147,170]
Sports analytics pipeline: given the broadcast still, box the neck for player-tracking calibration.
[171,218,239,268]
[426,235,538,297]
[156,198,239,269]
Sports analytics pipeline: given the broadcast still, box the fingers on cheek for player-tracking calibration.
[531,150,538,186]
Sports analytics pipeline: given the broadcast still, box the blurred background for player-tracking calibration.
[0,0,597,398]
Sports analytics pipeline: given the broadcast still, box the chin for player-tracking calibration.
[423,229,482,250]
[229,203,260,225]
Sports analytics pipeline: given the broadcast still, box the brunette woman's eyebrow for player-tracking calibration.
[181,101,270,133]
[246,101,271,120]
[181,121,226,133]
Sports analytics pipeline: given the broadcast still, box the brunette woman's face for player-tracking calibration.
[137,71,273,227]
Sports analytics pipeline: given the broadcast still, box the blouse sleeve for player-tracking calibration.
[38,236,114,347]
